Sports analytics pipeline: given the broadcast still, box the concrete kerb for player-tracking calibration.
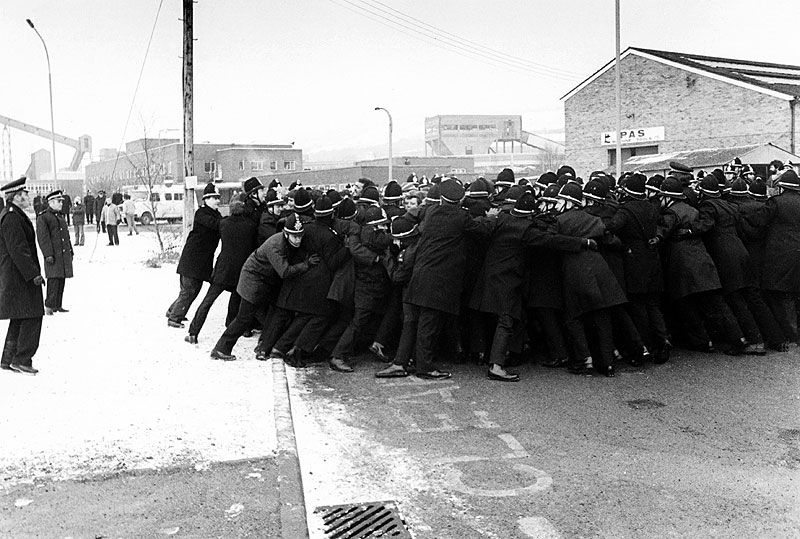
[272,358,309,538]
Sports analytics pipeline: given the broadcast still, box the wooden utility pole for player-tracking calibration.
[182,0,195,236]
[614,0,622,179]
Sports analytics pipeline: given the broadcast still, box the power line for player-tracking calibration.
[327,0,579,81]
[357,0,581,78]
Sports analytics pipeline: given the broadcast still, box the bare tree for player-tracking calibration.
[538,146,566,174]
[125,134,168,252]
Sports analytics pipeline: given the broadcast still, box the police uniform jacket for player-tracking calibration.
[237,232,309,305]
[353,224,391,302]
[389,238,419,303]
[36,207,73,279]
[176,205,221,282]
[212,210,258,291]
[0,203,44,319]
[327,218,360,308]
[383,203,405,221]
[526,212,566,310]
[658,201,721,301]
[277,218,349,316]
[94,195,106,219]
[605,198,664,295]
[585,203,626,289]
[406,204,491,316]
[746,189,800,293]
[258,211,280,247]
[556,208,627,318]
[471,212,585,320]
[692,198,749,293]
[731,197,767,288]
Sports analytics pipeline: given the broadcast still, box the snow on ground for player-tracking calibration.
[0,226,276,489]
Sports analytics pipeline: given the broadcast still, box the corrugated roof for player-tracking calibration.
[632,48,800,99]
[612,143,798,173]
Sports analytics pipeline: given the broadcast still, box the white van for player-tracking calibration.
[122,184,187,225]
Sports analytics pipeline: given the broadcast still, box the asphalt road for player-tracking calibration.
[290,348,800,538]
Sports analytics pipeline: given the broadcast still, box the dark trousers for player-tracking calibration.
[97,217,105,232]
[488,313,516,366]
[73,224,85,245]
[764,291,798,342]
[332,291,386,359]
[86,211,93,224]
[567,309,615,370]
[737,287,786,347]
[393,303,419,368]
[167,276,203,323]
[1,317,43,368]
[45,277,65,310]
[724,289,762,344]
[675,290,743,348]
[275,312,331,354]
[530,307,569,361]
[414,306,448,373]
[318,303,353,354]
[374,286,403,349]
[260,306,295,354]
[609,304,644,357]
[626,293,668,349]
[188,284,240,337]
[107,224,119,245]
[214,299,266,354]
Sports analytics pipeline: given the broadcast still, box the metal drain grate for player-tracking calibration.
[314,500,412,538]
[626,399,666,410]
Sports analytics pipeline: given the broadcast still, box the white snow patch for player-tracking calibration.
[0,228,276,488]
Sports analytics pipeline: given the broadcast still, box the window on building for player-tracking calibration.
[465,145,473,155]
[164,193,173,201]
[204,161,217,173]
[608,145,659,167]
[284,161,296,171]
[270,161,278,171]
[251,160,265,171]
[238,160,245,171]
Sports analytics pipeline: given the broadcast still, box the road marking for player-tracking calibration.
[473,410,500,429]
[518,516,561,538]
[387,386,458,405]
[498,433,530,459]
[444,462,553,497]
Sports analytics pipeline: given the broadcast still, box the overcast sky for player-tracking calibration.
[1,0,798,173]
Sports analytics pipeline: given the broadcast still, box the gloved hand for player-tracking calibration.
[583,238,598,251]
[307,253,321,266]
[648,236,661,247]
[33,275,45,286]
[45,256,55,265]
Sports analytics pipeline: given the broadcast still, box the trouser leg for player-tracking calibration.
[374,286,402,348]
[56,278,65,309]
[764,291,796,342]
[13,317,42,367]
[587,309,615,371]
[294,314,331,354]
[488,314,515,367]
[393,303,419,368]
[724,289,762,344]
[698,291,744,346]
[45,278,64,309]
[260,306,294,353]
[188,283,226,337]
[213,299,258,355]
[740,287,785,346]
[414,307,447,373]
[275,313,312,353]
[332,304,376,359]
[674,296,711,349]
[226,291,241,327]
[534,307,569,361]
[1,320,21,367]
[318,303,352,353]
[564,316,591,362]
[609,304,643,356]
[168,276,203,323]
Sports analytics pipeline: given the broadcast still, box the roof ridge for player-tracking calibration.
[631,47,800,72]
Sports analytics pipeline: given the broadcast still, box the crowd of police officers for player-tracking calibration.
[166,158,800,382]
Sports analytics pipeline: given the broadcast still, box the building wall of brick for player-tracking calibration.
[564,54,793,176]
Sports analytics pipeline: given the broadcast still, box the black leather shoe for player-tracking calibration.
[10,364,38,375]
[329,357,354,372]
[210,350,236,361]
[487,369,520,382]
[542,357,569,368]
[184,335,198,344]
[1,364,14,372]
[55,308,69,313]
[167,320,184,329]
[416,370,452,380]
[285,347,307,368]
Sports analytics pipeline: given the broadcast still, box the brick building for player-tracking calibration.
[85,138,301,188]
[562,47,800,175]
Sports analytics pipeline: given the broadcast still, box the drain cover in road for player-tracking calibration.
[626,399,666,410]
[314,500,412,538]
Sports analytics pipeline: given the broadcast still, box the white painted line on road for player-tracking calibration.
[473,410,501,429]
[498,433,530,459]
[444,462,553,497]
[387,385,458,405]
[518,516,561,538]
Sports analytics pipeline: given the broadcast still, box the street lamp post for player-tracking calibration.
[375,107,393,183]
[26,19,58,191]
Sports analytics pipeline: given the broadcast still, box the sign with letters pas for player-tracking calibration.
[601,126,665,145]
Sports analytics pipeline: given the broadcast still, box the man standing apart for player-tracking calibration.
[94,190,106,232]
[37,190,74,316]
[122,194,138,236]
[166,183,221,328]
[0,177,46,375]
[84,191,95,225]
[71,198,85,246]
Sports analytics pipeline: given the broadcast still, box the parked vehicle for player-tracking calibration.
[121,184,189,225]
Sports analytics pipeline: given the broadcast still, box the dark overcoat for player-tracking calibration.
[732,197,767,288]
[585,203,626,289]
[353,224,391,301]
[383,203,405,221]
[746,189,800,293]
[605,198,664,295]
[0,203,44,319]
[84,195,95,214]
[406,204,491,316]
[470,212,584,320]
[327,218,361,307]
[94,195,105,219]
[176,205,221,282]
[659,201,721,301]
[237,233,308,305]
[212,212,258,291]
[556,209,627,318]
[36,208,73,279]
[277,218,349,316]
[389,238,419,303]
[71,204,86,226]
[526,212,566,310]
[258,212,280,247]
[692,198,749,293]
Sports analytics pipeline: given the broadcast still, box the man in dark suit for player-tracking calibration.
[0,177,46,375]
[36,190,74,315]
[84,191,95,224]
